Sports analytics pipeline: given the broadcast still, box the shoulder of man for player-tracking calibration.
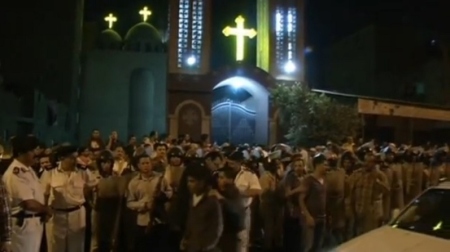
[9,166,31,178]
[12,166,23,175]
[300,174,314,184]
[128,174,140,183]
[205,193,221,205]
[152,171,164,179]
[241,167,256,175]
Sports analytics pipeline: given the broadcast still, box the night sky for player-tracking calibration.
[84,0,450,76]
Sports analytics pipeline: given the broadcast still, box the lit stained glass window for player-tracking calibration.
[190,0,203,68]
[177,0,204,69]
[177,0,190,67]
[275,7,297,67]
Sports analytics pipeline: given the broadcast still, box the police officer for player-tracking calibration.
[226,151,261,252]
[2,135,51,252]
[91,150,122,252]
[40,145,98,252]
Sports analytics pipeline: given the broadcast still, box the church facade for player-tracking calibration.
[167,0,305,145]
[79,8,167,141]
[80,0,305,145]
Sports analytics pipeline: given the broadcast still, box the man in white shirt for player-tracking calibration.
[3,135,52,252]
[41,145,98,252]
[226,151,261,252]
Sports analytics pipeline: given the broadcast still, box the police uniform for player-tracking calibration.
[229,151,261,252]
[91,151,124,252]
[41,146,98,252]
[164,148,185,191]
[2,136,45,252]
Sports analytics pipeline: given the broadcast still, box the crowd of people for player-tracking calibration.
[0,129,450,252]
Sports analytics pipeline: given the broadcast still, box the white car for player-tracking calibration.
[336,181,450,252]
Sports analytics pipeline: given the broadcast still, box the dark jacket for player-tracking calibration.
[169,166,192,231]
[184,193,223,252]
[217,185,245,252]
[219,185,245,233]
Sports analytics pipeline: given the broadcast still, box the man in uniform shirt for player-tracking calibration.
[226,151,261,252]
[41,145,98,252]
[2,135,51,252]
[90,150,122,252]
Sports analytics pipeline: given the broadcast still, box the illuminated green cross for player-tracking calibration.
[139,7,152,22]
[222,15,257,61]
[104,14,117,29]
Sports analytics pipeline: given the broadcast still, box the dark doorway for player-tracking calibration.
[211,77,269,145]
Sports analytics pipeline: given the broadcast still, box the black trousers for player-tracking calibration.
[134,224,171,252]
[167,229,183,252]
[283,217,302,252]
[40,226,47,252]
[134,226,153,252]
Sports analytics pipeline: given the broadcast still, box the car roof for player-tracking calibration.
[435,180,450,189]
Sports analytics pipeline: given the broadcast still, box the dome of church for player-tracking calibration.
[125,22,162,45]
[97,29,122,50]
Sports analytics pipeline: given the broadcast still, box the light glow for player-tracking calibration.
[213,76,270,97]
[222,16,257,61]
[231,81,242,89]
[276,13,282,32]
[287,13,293,32]
[104,14,117,29]
[186,56,196,66]
[284,61,296,73]
[305,46,313,53]
[139,7,152,22]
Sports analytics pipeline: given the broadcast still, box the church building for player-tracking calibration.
[80,7,168,140]
[79,0,305,145]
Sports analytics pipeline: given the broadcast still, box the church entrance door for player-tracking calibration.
[211,76,269,145]
[211,101,256,144]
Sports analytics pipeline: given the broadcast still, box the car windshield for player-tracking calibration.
[390,188,450,240]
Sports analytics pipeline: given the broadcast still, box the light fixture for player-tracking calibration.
[186,56,196,66]
[284,60,296,73]
[230,81,242,89]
